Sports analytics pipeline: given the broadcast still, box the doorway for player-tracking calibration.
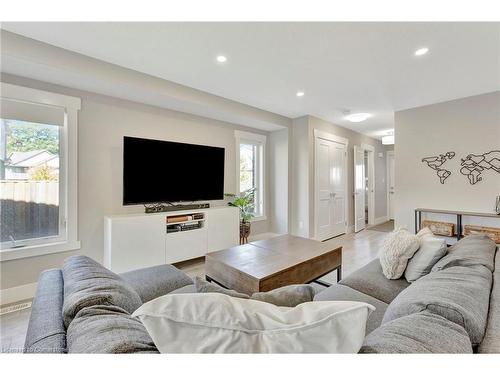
[364,151,369,225]
[314,130,348,241]
[354,144,375,232]
[387,151,395,220]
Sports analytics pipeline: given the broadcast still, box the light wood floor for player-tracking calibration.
[369,220,395,233]
[0,228,387,353]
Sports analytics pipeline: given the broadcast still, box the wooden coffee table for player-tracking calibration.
[205,234,342,295]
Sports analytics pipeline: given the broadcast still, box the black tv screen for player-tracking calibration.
[123,136,225,205]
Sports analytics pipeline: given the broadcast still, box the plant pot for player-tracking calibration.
[240,221,251,245]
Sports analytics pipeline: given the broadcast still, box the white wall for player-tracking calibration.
[0,73,272,290]
[291,116,311,237]
[395,91,500,230]
[290,115,389,238]
[268,128,289,234]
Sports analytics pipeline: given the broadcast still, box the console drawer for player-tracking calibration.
[165,227,208,264]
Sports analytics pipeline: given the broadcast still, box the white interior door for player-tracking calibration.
[354,146,366,232]
[315,136,347,240]
[387,152,395,220]
[366,150,375,226]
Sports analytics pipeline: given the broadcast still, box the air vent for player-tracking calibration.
[0,301,32,316]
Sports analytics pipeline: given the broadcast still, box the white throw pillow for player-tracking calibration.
[416,227,434,238]
[133,293,374,353]
[404,235,447,283]
[379,228,420,279]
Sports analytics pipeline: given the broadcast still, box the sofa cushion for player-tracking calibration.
[339,259,410,304]
[194,276,250,298]
[26,333,67,354]
[360,311,473,353]
[404,236,447,283]
[251,284,316,307]
[314,284,388,334]
[479,248,500,353]
[383,265,492,345]
[120,264,193,303]
[169,284,196,294]
[432,234,496,273]
[379,228,420,279]
[67,305,158,353]
[133,293,374,353]
[194,277,315,307]
[24,269,66,353]
[62,256,142,328]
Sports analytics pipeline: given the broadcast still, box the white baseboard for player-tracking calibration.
[347,225,355,234]
[0,282,37,306]
[373,216,389,225]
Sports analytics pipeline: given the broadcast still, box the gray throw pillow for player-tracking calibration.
[251,284,316,307]
[404,236,447,283]
[62,256,142,328]
[194,277,315,307]
[67,305,158,353]
[360,311,472,353]
[383,265,492,345]
[193,277,250,299]
[432,234,496,273]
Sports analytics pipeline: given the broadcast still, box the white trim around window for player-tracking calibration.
[235,130,267,221]
[0,83,81,261]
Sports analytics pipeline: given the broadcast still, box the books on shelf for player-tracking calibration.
[166,213,204,224]
[167,215,191,224]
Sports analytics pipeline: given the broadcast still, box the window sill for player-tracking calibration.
[251,215,267,222]
[0,240,81,262]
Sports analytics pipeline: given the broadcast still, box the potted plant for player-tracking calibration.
[225,188,256,244]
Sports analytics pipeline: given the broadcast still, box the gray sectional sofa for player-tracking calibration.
[24,234,499,353]
[24,258,193,353]
[316,234,499,353]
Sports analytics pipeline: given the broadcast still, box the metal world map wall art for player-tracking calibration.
[422,150,500,185]
[422,152,456,184]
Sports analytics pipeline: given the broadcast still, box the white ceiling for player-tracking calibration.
[2,22,499,139]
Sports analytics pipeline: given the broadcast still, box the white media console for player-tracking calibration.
[104,206,239,273]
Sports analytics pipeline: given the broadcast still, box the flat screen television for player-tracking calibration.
[123,136,225,205]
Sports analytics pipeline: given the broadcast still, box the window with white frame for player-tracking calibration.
[235,131,266,219]
[0,83,80,260]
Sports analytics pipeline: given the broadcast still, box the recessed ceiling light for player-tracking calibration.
[296,91,305,97]
[382,135,394,145]
[414,47,429,56]
[382,132,395,145]
[345,113,371,122]
[216,55,227,63]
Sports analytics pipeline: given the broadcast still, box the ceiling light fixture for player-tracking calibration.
[345,113,371,122]
[296,91,305,97]
[382,131,395,145]
[216,55,227,63]
[414,47,429,56]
